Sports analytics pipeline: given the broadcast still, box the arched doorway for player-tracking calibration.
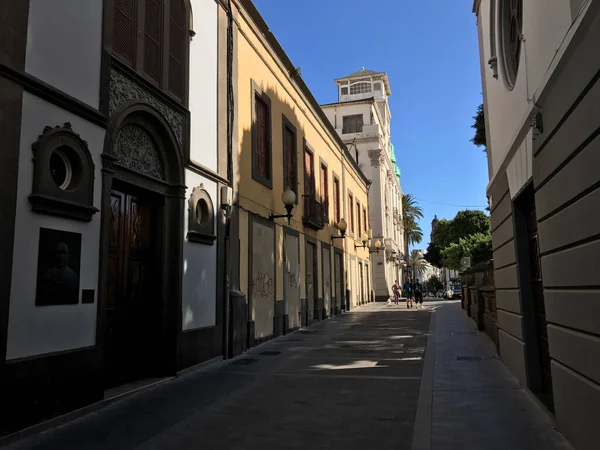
[99,103,185,389]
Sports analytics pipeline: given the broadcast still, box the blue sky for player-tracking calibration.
[252,0,489,248]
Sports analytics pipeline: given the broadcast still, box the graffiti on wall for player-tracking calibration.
[288,272,299,289]
[252,272,274,299]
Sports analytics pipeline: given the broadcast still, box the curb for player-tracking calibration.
[411,308,436,450]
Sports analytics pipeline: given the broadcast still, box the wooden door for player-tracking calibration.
[306,242,317,323]
[105,189,158,388]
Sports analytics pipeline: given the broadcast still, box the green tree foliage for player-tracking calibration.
[471,103,486,151]
[425,210,491,268]
[425,219,452,267]
[426,274,443,293]
[441,233,492,270]
[449,210,490,241]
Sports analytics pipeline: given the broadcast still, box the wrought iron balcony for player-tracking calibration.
[303,194,325,230]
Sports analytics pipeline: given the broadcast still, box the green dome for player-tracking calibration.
[395,166,401,177]
[390,143,396,164]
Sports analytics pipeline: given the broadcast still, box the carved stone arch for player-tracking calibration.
[104,101,185,188]
[98,100,186,383]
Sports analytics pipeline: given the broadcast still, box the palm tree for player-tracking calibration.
[402,194,424,222]
[409,249,428,280]
[401,194,424,257]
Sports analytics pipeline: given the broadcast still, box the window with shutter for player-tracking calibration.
[169,0,185,98]
[357,201,361,236]
[113,0,137,65]
[333,178,340,223]
[143,0,163,82]
[320,164,328,219]
[349,193,354,233]
[304,148,314,197]
[112,0,188,104]
[283,121,297,198]
[254,95,270,179]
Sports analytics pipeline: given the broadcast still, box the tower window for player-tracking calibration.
[349,82,371,95]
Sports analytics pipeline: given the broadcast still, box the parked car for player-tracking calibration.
[452,285,462,299]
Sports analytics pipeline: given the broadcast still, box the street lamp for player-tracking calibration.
[370,239,382,254]
[355,232,370,249]
[269,188,296,225]
[331,218,347,240]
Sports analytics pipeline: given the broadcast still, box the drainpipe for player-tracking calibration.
[223,0,234,359]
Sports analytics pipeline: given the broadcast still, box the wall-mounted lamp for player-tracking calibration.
[370,239,382,254]
[331,218,347,241]
[355,232,370,249]
[269,188,296,225]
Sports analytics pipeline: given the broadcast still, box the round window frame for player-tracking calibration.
[187,184,216,245]
[29,123,98,222]
[499,0,523,91]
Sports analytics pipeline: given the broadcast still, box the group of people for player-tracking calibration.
[391,278,425,309]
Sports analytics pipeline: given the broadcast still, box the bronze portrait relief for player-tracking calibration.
[35,228,81,306]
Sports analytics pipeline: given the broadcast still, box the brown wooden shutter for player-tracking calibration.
[304,150,312,196]
[357,202,361,235]
[113,0,136,65]
[254,96,269,178]
[334,179,340,222]
[349,194,354,232]
[284,127,295,194]
[169,0,185,98]
[321,165,328,219]
[143,0,163,82]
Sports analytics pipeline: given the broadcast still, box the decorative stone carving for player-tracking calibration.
[29,123,99,222]
[109,69,184,148]
[113,124,165,180]
[368,149,383,167]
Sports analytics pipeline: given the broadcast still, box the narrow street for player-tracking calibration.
[2,301,571,450]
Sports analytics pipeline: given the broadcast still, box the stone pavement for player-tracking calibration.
[413,300,573,450]
[1,300,574,450]
[2,303,430,450]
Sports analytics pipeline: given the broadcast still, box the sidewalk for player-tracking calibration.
[412,300,573,450]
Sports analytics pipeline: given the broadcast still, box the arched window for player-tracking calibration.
[349,82,372,95]
[112,0,188,103]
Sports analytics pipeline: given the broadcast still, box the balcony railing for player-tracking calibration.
[303,194,325,230]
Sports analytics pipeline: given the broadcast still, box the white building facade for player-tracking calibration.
[474,1,600,449]
[0,0,231,434]
[321,69,404,301]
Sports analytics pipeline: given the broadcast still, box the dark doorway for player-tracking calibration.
[334,251,343,314]
[359,262,364,305]
[306,241,318,322]
[104,183,163,388]
[514,184,554,412]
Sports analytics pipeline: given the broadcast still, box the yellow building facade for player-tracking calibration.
[229,0,374,346]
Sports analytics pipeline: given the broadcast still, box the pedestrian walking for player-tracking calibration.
[414,280,424,308]
[403,278,413,308]
[392,280,401,305]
